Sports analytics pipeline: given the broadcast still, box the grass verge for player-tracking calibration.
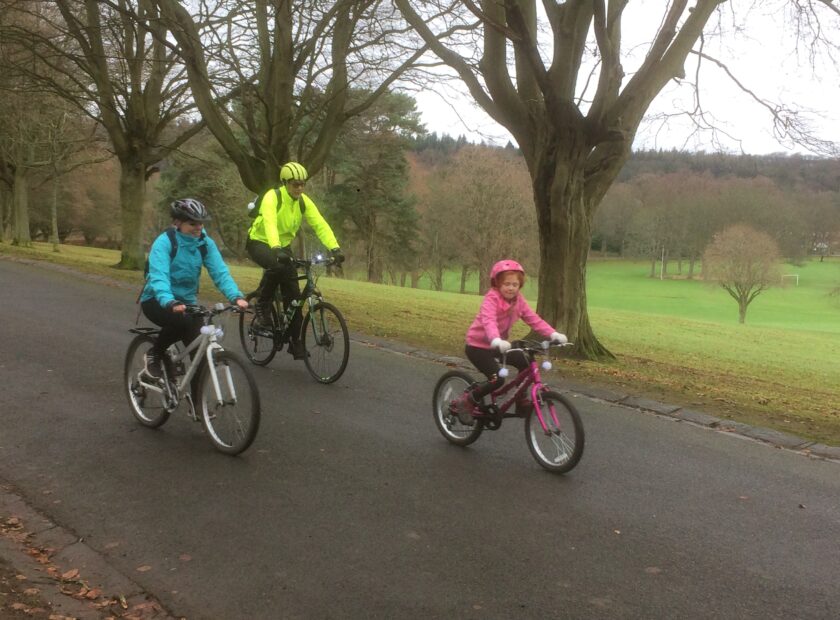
[3,242,839,446]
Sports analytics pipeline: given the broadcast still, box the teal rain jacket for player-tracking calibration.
[140,228,243,308]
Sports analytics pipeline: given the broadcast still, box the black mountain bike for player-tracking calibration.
[238,254,350,384]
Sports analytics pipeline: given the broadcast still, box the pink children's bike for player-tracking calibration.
[432,340,585,473]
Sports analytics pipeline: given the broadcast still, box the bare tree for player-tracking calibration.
[395,1,839,357]
[592,181,639,257]
[147,0,433,193]
[2,0,202,268]
[0,89,64,246]
[703,224,781,324]
[438,145,536,293]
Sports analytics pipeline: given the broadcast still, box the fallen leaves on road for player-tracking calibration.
[1,512,171,619]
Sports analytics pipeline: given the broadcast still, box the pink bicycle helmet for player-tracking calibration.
[490,259,525,285]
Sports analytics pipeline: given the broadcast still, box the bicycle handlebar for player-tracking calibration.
[291,254,338,268]
[504,339,574,355]
[180,303,245,317]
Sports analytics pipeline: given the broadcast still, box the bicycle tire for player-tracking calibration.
[432,370,483,446]
[301,301,349,384]
[124,334,171,428]
[524,390,584,473]
[238,292,278,366]
[197,350,261,455]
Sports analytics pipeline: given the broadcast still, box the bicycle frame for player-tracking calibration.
[483,344,565,433]
[133,313,236,409]
[269,258,329,342]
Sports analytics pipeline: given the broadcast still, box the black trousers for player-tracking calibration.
[141,298,203,356]
[465,344,529,400]
[245,238,302,340]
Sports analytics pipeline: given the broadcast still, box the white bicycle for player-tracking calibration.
[125,303,261,455]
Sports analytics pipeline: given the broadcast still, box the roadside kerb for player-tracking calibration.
[0,483,178,620]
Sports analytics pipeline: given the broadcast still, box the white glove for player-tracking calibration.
[491,338,511,354]
[550,332,568,344]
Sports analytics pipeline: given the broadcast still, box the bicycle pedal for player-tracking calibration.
[478,404,503,430]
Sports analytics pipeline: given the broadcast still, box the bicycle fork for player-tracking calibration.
[533,389,562,436]
[205,343,237,407]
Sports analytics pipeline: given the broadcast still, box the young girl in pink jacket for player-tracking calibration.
[451,259,567,419]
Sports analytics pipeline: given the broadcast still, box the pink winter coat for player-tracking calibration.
[465,288,555,349]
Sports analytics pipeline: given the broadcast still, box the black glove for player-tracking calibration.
[273,246,294,265]
[330,247,345,265]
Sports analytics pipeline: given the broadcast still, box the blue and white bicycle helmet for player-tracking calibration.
[170,198,211,222]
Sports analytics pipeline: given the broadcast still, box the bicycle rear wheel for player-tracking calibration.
[238,293,278,366]
[124,335,171,428]
[301,301,349,384]
[524,390,584,473]
[197,350,261,455]
[432,370,483,446]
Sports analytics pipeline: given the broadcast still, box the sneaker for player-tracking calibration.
[254,303,273,329]
[449,393,477,425]
[288,340,309,360]
[143,350,163,380]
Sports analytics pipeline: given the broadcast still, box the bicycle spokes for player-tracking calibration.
[525,392,585,473]
[198,352,260,455]
[302,302,349,384]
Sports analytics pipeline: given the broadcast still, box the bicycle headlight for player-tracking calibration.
[498,367,509,378]
[541,360,552,371]
[200,325,214,335]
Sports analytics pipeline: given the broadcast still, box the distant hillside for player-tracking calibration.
[408,134,840,194]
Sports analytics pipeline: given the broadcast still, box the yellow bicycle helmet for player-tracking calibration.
[279,162,308,183]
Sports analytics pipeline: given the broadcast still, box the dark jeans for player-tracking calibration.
[465,345,529,400]
[245,238,302,340]
[141,298,203,356]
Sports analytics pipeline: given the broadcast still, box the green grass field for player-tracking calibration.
[4,242,839,445]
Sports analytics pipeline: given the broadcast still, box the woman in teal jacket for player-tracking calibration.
[140,198,248,379]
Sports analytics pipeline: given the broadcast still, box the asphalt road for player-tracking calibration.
[1,258,839,619]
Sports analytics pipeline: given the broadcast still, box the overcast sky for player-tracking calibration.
[414,4,840,156]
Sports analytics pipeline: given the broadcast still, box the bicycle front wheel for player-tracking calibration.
[124,335,171,428]
[238,293,278,366]
[432,370,483,446]
[301,301,349,384]
[524,390,584,473]
[197,350,261,455]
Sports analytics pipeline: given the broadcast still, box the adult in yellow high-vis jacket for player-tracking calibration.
[246,161,344,359]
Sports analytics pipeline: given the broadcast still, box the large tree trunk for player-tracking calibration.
[534,157,611,359]
[115,159,146,269]
[459,265,468,294]
[12,167,31,247]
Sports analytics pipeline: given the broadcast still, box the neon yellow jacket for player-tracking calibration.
[248,185,339,250]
